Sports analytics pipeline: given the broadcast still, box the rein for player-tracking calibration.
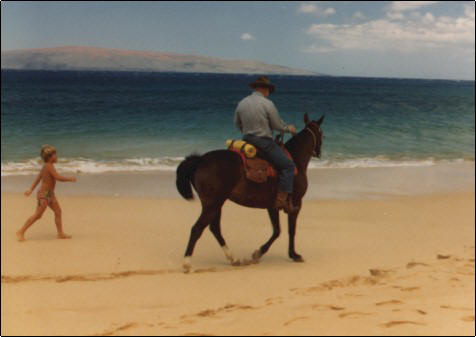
[305,127,318,156]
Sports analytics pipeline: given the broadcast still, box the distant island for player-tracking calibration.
[1,46,321,76]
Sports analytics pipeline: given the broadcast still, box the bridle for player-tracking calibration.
[280,124,322,157]
[305,126,321,157]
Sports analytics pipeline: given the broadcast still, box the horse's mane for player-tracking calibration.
[284,129,307,153]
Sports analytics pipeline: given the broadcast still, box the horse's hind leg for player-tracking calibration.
[183,205,220,272]
[209,209,240,266]
[288,208,304,262]
[252,208,281,263]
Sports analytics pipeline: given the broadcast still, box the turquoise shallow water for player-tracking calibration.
[1,70,474,175]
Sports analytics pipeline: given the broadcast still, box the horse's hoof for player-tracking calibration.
[252,249,262,263]
[183,257,192,273]
[290,254,305,263]
[231,259,241,267]
[238,258,253,266]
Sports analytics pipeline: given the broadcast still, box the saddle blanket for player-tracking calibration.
[228,145,298,183]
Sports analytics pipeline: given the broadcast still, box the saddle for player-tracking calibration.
[226,139,298,183]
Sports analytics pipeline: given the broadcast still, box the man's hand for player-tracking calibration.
[24,189,32,197]
[287,124,297,135]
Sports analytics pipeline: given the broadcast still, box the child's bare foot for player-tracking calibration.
[16,231,26,242]
[57,233,72,240]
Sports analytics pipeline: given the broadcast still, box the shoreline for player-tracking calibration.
[2,162,474,200]
[2,158,473,178]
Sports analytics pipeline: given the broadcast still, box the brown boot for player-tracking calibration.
[284,195,299,214]
[275,191,288,210]
[275,191,298,214]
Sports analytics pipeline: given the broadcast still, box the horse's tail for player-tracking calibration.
[176,154,202,200]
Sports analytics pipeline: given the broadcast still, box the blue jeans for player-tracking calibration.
[243,134,295,193]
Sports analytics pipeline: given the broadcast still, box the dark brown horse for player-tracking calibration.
[176,113,324,272]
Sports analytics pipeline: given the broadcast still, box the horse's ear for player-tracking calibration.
[304,113,310,125]
[317,114,325,125]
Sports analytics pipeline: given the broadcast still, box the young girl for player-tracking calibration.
[16,145,77,241]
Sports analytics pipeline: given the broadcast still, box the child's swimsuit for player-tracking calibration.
[37,190,54,206]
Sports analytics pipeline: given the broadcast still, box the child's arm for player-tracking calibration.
[24,169,43,196]
[46,163,76,182]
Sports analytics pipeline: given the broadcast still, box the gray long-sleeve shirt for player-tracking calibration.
[234,91,288,138]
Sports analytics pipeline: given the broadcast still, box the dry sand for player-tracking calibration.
[1,189,474,335]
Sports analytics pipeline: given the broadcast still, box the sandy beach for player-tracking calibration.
[1,164,475,336]
[2,3,475,334]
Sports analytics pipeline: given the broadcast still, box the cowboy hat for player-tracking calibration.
[249,76,275,93]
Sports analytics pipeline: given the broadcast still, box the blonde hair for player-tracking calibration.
[40,145,57,162]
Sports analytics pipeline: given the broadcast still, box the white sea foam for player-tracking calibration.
[1,157,184,176]
[1,156,472,176]
[308,157,467,169]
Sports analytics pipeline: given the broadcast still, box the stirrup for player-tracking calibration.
[283,196,298,214]
[274,191,288,210]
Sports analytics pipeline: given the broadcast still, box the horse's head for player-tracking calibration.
[303,113,324,158]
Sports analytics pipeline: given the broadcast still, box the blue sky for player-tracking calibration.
[1,1,475,80]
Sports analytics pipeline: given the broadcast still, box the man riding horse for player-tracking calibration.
[234,76,298,213]
[176,75,324,272]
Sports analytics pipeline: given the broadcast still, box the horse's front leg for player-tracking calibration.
[288,206,304,262]
[252,208,281,263]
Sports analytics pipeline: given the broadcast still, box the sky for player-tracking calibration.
[1,1,475,80]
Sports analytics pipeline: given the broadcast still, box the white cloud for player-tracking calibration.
[352,11,366,20]
[422,12,435,23]
[297,3,335,17]
[297,3,318,14]
[389,1,438,13]
[386,11,405,21]
[303,4,475,55]
[464,3,475,20]
[240,33,255,41]
[386,1,438,21]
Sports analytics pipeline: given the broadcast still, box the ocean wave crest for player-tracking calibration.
[1,156,473,176]
[308,157,469,169]
[1,157,184,176]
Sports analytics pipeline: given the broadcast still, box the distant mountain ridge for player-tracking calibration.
[1,46,320,75]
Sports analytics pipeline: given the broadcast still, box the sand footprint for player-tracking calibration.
[380,321,426,328]
[312,304,346,311]
[375,300,404,306]
[343,293,364,298]
[95,322,139,336]
[327,305,346,311]
[339,311,373,319]
[190,304,257,319]
[400,287,420,292]
[440,305,473,312]
[283,316,309,326]
[196,309,216,318]
[407,261,430,269]
[368,268,394,277]
[265,297,283,305]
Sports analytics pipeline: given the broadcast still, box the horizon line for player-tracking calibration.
[2,68,475,82]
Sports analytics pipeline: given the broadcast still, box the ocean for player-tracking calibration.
[1,70,474,176]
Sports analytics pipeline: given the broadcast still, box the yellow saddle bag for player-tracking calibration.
[225,139,257,158]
